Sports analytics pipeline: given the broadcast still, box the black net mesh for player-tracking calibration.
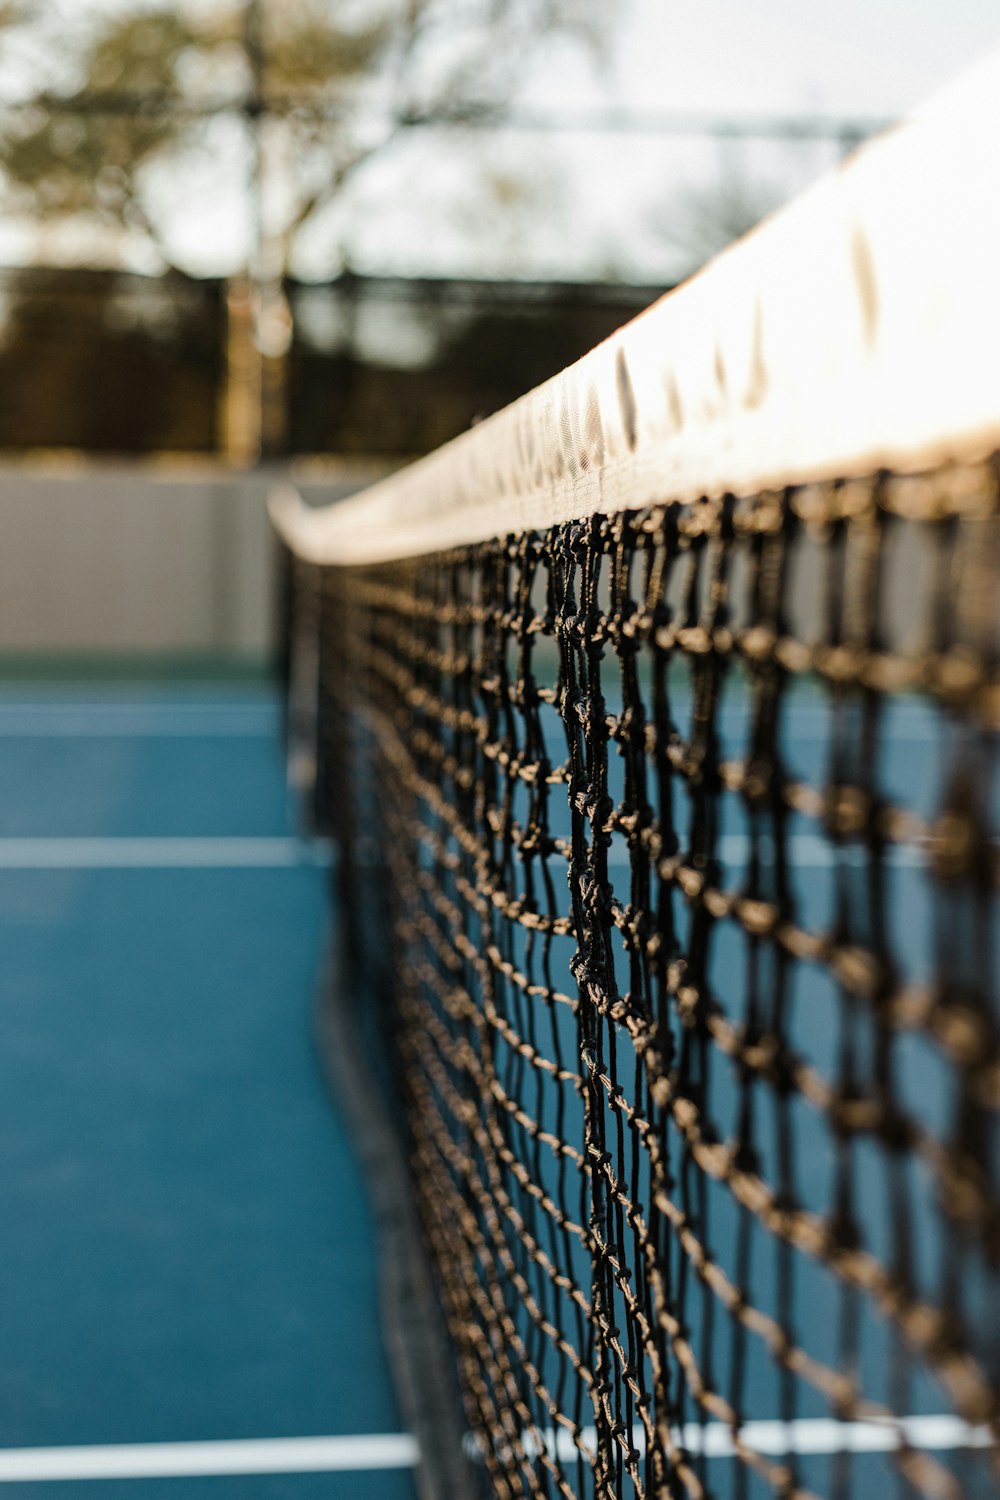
[286,459,1000,1499]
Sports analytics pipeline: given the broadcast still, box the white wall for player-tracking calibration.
[0,458,394,658]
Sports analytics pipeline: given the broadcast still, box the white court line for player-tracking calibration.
[718,834,926,869]
[0,838,328,869]
[481,1416,995,1466]
[11,1419,987,1483]
[606,835,928,870]
[0,708,276,738]
[0,1434,419,1482]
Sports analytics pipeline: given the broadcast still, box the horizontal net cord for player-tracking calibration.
[270,51,1000,567]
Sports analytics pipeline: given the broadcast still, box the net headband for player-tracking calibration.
[270,50,1000,568]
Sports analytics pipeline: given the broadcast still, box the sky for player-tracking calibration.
[603,0,1000,116]
[331,0,1000,282]
[1,0,999,283]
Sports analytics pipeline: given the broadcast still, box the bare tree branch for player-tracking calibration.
[0,0,610,278]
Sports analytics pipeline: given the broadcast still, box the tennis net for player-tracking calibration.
[273,54,1000,1500]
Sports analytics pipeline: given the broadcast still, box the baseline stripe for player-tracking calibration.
[0,1435,419,1482]
[471,1416,995,1466]
[603,835,931,870]
[0,838,328,869]
[0,708,276,739]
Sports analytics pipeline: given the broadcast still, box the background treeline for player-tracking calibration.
[0,268,667,457]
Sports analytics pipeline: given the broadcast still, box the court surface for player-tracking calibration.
[0,681,987,1498]
[0,684,418,1498]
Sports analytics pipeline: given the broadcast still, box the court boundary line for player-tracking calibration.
[0,1415,985,1483]
[494,1416,995,1465]
[0,724,276,739]
[0,1433,419,1482]
[0,838,328,869]
[0,704,277,738]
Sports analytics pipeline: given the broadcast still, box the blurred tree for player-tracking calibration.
[0,266,223,453]
[0,0,607,459]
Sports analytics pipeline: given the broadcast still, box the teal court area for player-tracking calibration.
[0,685,418,1498]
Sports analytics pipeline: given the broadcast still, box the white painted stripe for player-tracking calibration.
[0,708,276,739]
[606,835,930,870]
[677,1415,994,1459]
[1,710,934,743]
[718,834,924,869]
[473,1415,994,1466]
[0,701,268,713]
[0,1434,419,1482]
[0,838,328,869]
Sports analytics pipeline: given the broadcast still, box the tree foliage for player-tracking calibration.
[0,0,607,276]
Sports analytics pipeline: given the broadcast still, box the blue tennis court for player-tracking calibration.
[0,684,418,1498]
